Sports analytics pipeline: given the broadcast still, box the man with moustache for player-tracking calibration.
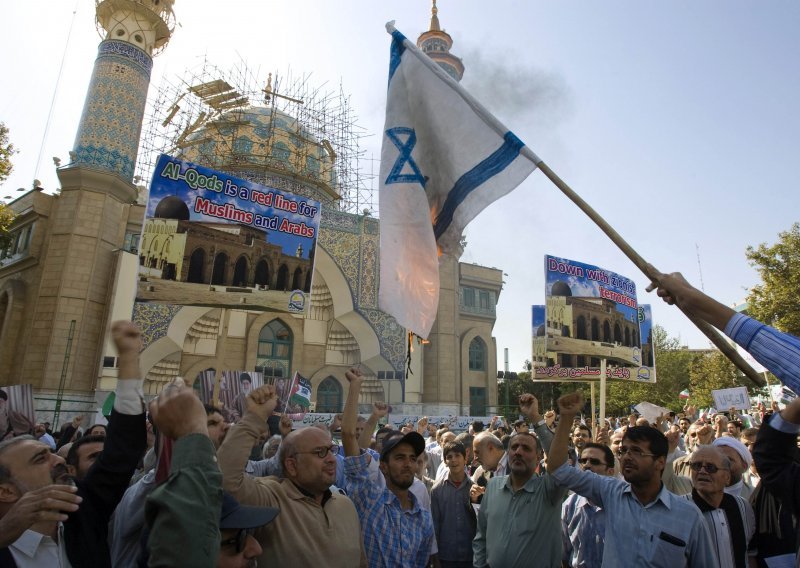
[684,446,755,568]
[341,367,435,568]
[218,384,365,567]
[473,428,566,567]
[548,392,716,568]
[561,443,616,567]
[0,321,147,567]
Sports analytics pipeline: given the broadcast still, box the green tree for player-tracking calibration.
[604,325,698,415]
[0,203,13,252]
[0,122,17,252]
[688,350,752,409]
[0,122,15,184]
[745,222,800,336]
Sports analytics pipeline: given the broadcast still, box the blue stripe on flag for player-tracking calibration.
[388,30,408,86]
[433,131,526,241]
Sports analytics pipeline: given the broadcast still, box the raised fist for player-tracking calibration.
[557,392,584,416]
[246,385,278,421]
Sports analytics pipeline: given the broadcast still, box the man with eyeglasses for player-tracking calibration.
[548,392,716,567]
[683,446,755,568]
[218,384,366,567]
[561,443,615,567]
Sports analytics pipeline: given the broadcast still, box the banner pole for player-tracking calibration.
[528,157,765,387]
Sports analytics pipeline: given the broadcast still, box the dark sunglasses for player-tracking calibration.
[578,457,607,467]
[688,462,727,474]
[220,528,254,554]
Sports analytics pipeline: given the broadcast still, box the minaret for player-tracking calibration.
[70,0,175,183]
[416,0,465,82]
[20,1,176,393]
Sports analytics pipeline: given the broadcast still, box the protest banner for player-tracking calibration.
[292,413,493,433]
[0,384,35,439]
[137,154,321,315]
[711,386,751,411]
[532,256,656,383]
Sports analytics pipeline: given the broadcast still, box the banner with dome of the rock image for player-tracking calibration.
[135,154,321,314]
[531,255,656,383]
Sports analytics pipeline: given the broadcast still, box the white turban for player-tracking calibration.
[712,436,752,468]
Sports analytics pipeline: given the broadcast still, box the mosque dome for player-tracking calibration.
[154,195,190,220]
[177,106,338,202]
[551,281,572,297]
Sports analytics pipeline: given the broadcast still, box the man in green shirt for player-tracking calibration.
[473,429,566,567]
[145,387,279,568]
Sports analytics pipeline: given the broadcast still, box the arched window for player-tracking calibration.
[468,337,487,371]
[233,256,249,287]
[212,252,228,285]
[276,264,289,291]
[591,318,600,341]
[257,320,292,380]
[603,321,612,342]
[576,316,587,340]
[316,376,343,413]
[187,248,206,283]
[614,323,622,344]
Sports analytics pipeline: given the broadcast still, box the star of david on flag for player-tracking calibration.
[379,23,541,338]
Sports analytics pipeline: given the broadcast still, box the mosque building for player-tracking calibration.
[0,0,501,421]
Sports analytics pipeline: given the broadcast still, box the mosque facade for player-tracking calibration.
[0,0,501,420]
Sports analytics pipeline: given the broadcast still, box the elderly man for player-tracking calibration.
[469,432,506,504]
[548,392,716,567]
[0,321,147,567]
[218,384,365,567]
[684,446,755,568]
[341,367,435,568]
[712,437,755,500]
[562,443,615,568]
[473,428,566,567]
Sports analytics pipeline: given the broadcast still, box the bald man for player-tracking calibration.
[218,385,366,567]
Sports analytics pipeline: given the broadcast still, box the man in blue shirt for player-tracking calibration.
[548,392,716,567]
[647,269,799,395]
[341,367,435,568]
[561,442,615,567]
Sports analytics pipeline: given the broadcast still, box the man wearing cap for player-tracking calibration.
[341,367,436,568]
[218,384,365,567]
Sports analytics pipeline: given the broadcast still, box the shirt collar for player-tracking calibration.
[11,529,52,558]
[622,482,673,510]
[383,486,421,513]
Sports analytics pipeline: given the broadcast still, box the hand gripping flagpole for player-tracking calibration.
[523,149,765,387]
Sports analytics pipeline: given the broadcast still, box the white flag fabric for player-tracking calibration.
[379,24,540,338]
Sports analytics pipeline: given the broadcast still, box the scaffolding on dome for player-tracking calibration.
[135,58,375,215]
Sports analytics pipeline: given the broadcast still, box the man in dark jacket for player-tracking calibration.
[0,321,147,567]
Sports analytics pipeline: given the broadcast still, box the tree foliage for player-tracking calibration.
[687,349,751,409]
[0,122,15,184]
[746,222,800,336]
[0,123,16,252]
[604,325,698,415]
[499,325,699,419]
[0,203,13,252]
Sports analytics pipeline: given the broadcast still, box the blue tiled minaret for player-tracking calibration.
[71,0,175,181]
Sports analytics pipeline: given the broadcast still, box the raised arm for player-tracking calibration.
[342,367,364,457]
[646,270,735,330]
[520,394,554,454]
[217,385,276,503]
[753,398,800,514]
[545,392,584,473]
[146,388,220,568]
[359,401,388,449]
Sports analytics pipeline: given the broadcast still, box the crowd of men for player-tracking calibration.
[0,271,799,567]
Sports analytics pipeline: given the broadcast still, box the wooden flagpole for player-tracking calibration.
[529,157,765,388]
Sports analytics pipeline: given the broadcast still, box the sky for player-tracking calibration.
[2,1,799,371]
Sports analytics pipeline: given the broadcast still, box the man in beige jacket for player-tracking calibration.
[218,384,366,567]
